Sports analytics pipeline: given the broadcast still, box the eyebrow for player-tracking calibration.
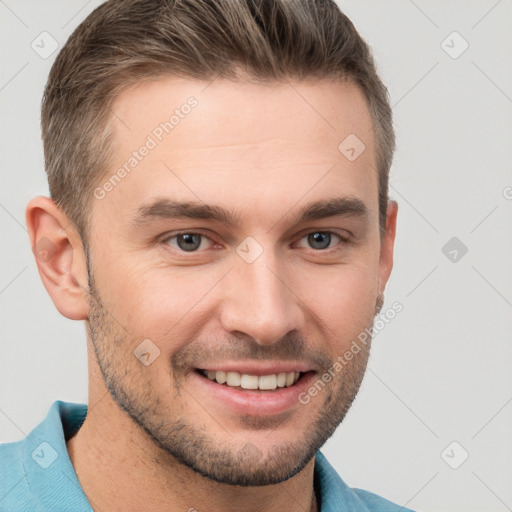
[132,196,368,228]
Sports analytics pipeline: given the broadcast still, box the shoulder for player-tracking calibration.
[0,401,90,512]
[0,436,37,509]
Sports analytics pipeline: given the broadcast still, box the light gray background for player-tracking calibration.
[1,1,511,511]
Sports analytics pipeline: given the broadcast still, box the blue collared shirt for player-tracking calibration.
[0,401,415,511]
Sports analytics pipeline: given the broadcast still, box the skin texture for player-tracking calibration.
[27,76,397,512]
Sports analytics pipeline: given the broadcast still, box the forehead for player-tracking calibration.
[109,75,374,154]
[93,76,378,230]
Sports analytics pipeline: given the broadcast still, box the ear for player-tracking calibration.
[378,199,398,294]
[26,196,90,320]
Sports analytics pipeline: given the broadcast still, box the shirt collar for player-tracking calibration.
[22,400,91,510]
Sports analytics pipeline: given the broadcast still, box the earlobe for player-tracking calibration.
[26,196,90,320]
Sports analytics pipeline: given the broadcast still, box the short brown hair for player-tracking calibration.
[41,0,395,242]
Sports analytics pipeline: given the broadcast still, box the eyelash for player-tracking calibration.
[161,229,350,254]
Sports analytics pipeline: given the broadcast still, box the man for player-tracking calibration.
[0,0,412,510]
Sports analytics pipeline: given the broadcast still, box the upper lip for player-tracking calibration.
[194,361,315,376]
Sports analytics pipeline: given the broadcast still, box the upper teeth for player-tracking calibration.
[205,370,301,390]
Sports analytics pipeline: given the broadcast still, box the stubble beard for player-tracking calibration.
[85,259,379,486]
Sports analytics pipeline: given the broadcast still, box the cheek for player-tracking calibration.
[310,265,375,295]
[99,262,224,350]
[297,260,379,343]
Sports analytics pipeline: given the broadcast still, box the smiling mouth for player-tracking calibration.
[196,369,307,391]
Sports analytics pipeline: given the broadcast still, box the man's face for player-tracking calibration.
[85,76,391,485]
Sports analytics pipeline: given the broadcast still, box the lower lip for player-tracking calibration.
[190,370,316,416]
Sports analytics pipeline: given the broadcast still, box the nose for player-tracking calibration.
[219,247,304,346]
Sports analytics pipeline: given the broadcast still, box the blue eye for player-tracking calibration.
[308,232,332,250]
[165,233,215,252]
[297,231,346,251]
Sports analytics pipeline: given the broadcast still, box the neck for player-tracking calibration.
[66,390,318,512]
